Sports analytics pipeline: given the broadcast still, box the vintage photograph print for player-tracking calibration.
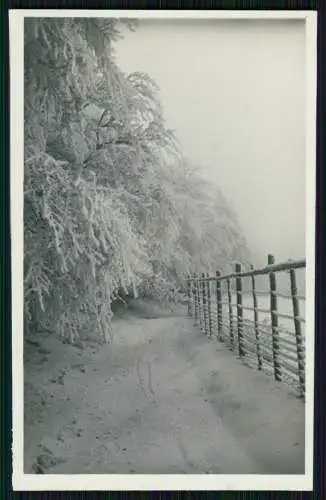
[10,10,317,491]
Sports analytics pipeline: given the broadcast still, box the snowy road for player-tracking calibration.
[24,311,305,474]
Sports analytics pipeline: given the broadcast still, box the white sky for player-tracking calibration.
[115,19,306,263]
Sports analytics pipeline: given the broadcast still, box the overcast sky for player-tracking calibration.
[116,19,306,264]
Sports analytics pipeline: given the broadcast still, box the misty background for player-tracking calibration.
[116,19,306,267]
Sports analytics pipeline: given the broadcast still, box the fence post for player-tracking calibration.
[198,273,204,332]
[289,268,305,396]
[196,273,201,327]
[196,273,201,329]
[251,266,262,370]
[191,273,196,322]
[227,278,234,349]
[235,263,245,357]
[206,272,213,336]
[216,271,223,340]
[268,254,281,382]
[187,274,192,316]
[202,272,208,334]
[193,273,198,326]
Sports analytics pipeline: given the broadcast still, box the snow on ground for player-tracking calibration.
[24,303,304,474]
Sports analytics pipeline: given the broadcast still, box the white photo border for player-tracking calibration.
[10,9,317,491]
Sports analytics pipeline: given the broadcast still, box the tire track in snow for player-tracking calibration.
[134,343,199,471]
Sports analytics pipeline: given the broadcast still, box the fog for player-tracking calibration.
[116,19,306,264]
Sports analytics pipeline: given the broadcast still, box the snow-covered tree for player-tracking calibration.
[24,18,250,343]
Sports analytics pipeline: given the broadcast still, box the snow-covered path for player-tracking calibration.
[24,311,305,474]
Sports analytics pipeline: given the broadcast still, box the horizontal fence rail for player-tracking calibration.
[186,254,306,398]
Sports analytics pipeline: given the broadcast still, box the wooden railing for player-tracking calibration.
[186,254,306,398]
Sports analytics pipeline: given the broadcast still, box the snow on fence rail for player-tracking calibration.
[186,254,306,398]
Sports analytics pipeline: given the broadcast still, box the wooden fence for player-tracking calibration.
[186,254,306,398]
